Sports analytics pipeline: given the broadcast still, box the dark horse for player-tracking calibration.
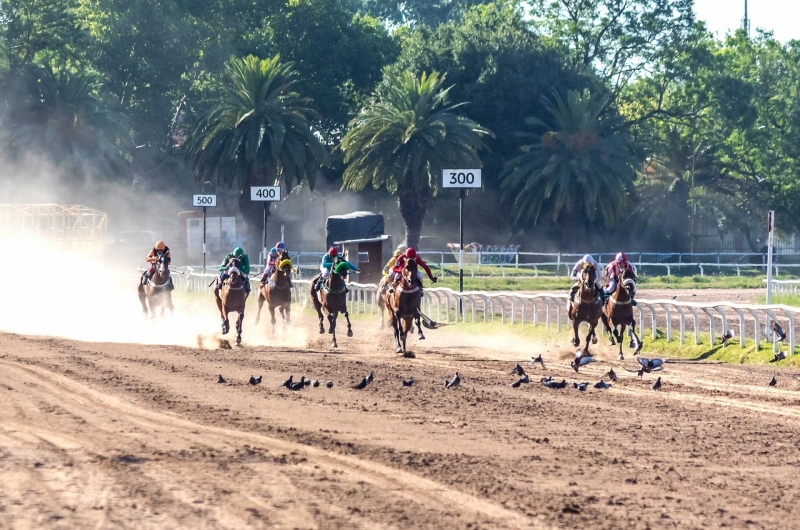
[214,257,248,346]
[384,258,425,356]
[138,253,174,318]
[255,255,292,333]
[311,263,353,348]
[568,262,602,354]
[601,268,642,360]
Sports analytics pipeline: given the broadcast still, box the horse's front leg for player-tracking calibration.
[255,292,265,325]
[269,305,277,335]
[617,325,625,360]
[138,285,149,317]
[572,317,581,348]
[584,323,595,355]
[344,310,353,338]
[630,320,643,354]
[328,313,338,348]
[415,310,425,340]
[390,314,403,353]
[235,311,244,346]
[284,305,291,328]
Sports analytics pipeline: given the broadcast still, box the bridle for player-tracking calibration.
[577,263,597,304]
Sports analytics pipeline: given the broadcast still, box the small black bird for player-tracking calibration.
[366,371,374,385]
[217,374,226,384]
[402,378,415,387]
[529,355,545,369]
[540,376,553,384]
[637,368,644,378]
[770,321,787,342]
[353,377,369,390]
[769,375,777,387]
[303,378,312,387]
[445,372,461,389]
[770,351,788,363]
[281,375,293,388]
[326,380,334,388]
[721,329,734,344]
[652,377,662,390]
[594,381,611,389]
[249,375,262,386]
[511,363,526,376]
[290,376,306,391]
[794,374,800,382]
[312,380,320,388]
[519,374,530,384]
[606,368,618,382]
[543,379,568,389]
[571,355,594,372]
[573,382,588,391]
[671,295,677,300]
[511,379,523,388]
[637,357,664,373]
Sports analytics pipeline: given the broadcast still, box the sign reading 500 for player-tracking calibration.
[442,169,482,189]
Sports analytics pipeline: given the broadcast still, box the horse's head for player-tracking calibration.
[620,268,636,294]
[156,253,169,275]
[227,257,242,284]
[581,262,596,286]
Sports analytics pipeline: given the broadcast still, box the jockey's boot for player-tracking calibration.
[569,284,579,302]
[167,276,175,291]
[631,297,637,306]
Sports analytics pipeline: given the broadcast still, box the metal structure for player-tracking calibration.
[0,204,107,250]
[742,0,751,37]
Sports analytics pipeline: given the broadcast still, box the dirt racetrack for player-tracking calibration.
[2,318,800,530]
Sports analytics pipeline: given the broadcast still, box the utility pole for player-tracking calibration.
[742,0,750,37]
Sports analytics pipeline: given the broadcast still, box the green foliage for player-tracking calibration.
[340,70,492,246]
[501,89,636,230]
[360,0,488,26]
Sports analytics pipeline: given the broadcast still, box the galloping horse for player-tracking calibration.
[255,256,293,333]
[384,258,425,355]
[601,268,642,360]
[311,262,353,348]
[568,262,602,354]
[215,257,248,346]
[138,253,174,318]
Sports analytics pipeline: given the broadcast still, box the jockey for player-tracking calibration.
[391,247,438,290]
[218,247,251,294]
[259,247,279,285]
[382,244,408,277]
[605,252,637,305]
[142,241,174,290]
[569,254,603,302]
[316,247,358,291]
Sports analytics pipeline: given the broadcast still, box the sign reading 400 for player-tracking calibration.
[442,169,482,189]
[250,186,282,201]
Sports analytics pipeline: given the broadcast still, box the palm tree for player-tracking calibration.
[185,55,326,253]
[501,89,636,232]
[7,65,132,182]
[340,71,492,248]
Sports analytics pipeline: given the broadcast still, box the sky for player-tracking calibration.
[694,0,800,42]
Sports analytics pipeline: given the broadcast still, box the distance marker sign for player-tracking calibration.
[442,169,481,188]
[250,186,281,201]
[193,194,217,207]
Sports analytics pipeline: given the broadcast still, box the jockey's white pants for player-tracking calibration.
[321,265,331,277]
[391,271,425,285]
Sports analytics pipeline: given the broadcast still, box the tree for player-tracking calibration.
[340,71,492,247]
[185,55,326,253]
[360,0,487,26]
[4,65,132,184]
[501,89,636,234]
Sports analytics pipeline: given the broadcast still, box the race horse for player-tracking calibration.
[215,257,248,346]
[568,262,602,354]
[255,256,293,333]
[601,268,642,360]
[384,258,425,356]
[311,262,353,348]
[138,253,174,318]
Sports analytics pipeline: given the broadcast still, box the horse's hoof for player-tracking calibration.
[347,330,353,338]
[318,327,325,335]
[254,318,260,325]
[418,334,425,340]
[396,347,403,354]
[571,338,580,347]
[618,353,624,361]
[331,342,338,349]
[403,351,416,359]
[629,340,636,349]
[591,336,598,345]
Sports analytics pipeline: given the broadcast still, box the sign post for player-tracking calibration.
[443,169,482,297]
[766,210,775,305]
[250,186,282,268]
[193,194,217,272]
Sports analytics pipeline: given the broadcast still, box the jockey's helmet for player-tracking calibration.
[155,241,166,251]
[233,247,244,257]
[328,247,339,257]
[276,242,286,250]
[396,243,408,255]
[583,254,595,264]
[616,252,627,262]
[405,248,418,259]
[270,247,277,256]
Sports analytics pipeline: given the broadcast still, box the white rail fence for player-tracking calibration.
[156,268,798,355]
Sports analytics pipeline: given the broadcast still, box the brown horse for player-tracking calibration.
[255,256,293,333]
[385,258,425,355]
[311,263,353,348]
[568,262,602,354]
[214,257,248,346]
[137,253,174,318]
[601,268,642,360]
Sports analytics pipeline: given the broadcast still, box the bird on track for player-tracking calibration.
[721,330,735,344]
[637,357,664,373]
[510,375,530,388]
[353,376,369,390]
[217,374,226,384]
[311,380,320,388]
[671,295,677,300]
[770,321,787,342]
[303,378,312,387]
[594,381,611,390]
[326,380,334,388]
[529,355,545,369]
[769,375,777,387]
[249,375,262,386]
[445,372,461,389]
[402,378,414,387]
[366,371,374,385]
[511,363,526,376]
[637,368,644,378]
[540,376,552,384]
[289,377,306,391]
[573,382,588,391]
[571,354,594,372]
[281,375,293,388]
[652,377,662,391]
[794,374,800,382]
[606,368,618,382]
[542,379,568,389]
[770,351,788,363]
